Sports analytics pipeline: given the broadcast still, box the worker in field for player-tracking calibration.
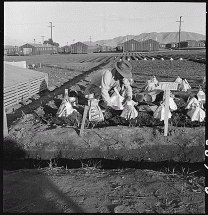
[84,59,133,110]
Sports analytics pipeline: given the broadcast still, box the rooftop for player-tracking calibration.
[4,63,48,88]
[22,43,56,47]
[4,45,19,49]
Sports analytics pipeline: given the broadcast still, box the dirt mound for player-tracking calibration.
[7,111,205,162]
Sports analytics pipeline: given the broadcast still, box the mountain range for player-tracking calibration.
[4,31,205,47]
[4,36,30,47]
[83,31,205,47]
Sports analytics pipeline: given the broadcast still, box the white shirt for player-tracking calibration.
[90,68,132,106]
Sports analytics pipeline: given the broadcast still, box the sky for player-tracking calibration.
[4,2,206,47]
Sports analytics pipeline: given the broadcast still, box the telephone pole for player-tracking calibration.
[48,22,55,40]
[176,16,184,50]
[89,36,92,44]
[41,36,45,44]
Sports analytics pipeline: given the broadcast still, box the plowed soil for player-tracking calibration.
[4,51,206,213]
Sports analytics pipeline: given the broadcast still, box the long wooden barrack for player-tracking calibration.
[4,63,48,108]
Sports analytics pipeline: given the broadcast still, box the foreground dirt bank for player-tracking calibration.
[6,116,205,162]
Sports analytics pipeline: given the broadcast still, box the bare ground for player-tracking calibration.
[3,166,205,213]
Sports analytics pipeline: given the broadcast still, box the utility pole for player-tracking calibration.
[41,36,45,44]
[48,22,55,40]
[89,36,92,44]
[176,16,184,50]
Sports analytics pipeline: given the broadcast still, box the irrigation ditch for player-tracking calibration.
[3,152,205,178]
[3,132,205,178]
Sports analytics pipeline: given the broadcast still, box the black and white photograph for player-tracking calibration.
[4,2,206,213]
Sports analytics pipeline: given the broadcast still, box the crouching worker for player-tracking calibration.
[84,60,133,112]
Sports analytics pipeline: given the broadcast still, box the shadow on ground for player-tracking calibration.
[3,168,85,213]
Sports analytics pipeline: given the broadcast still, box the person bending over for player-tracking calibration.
[84,60,133,110]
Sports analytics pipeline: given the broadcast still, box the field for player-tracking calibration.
[3,50,205,213]
[4,50,205,90]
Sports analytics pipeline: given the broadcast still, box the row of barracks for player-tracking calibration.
[4,39,205,56]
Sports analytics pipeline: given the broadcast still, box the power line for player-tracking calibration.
[5,15,205,26]
[41,36,45,44]
[176,16,184,50]
[142,18,179,34]
[48,22,55,40]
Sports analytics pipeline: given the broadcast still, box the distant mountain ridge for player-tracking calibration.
[83,31,205,47]
[4,36,30,47]
[5,31,205,47]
